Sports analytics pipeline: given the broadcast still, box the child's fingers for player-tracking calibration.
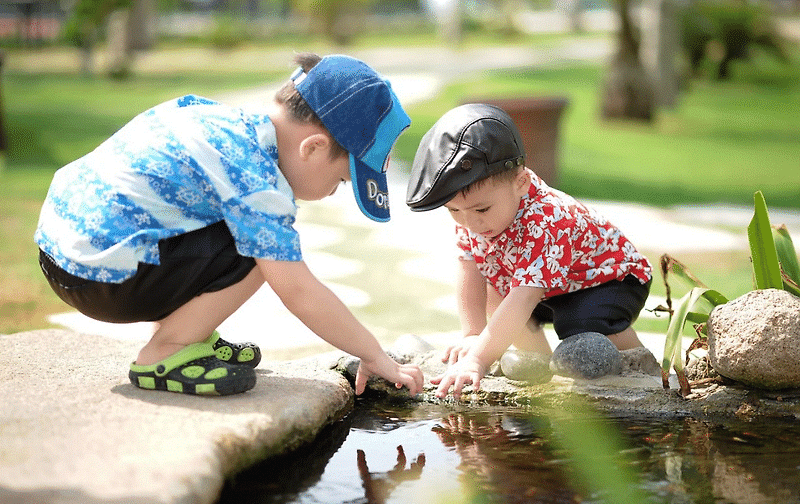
[441,346,455,363]
[409,365,425,394]
[448,350,460,365]
[435,374,455,398]
[471,373,482,392]
[354,364,369,395]
[452,374,471,399]
[396,366,424,395]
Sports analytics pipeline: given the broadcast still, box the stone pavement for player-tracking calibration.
[0,330,352,504]
[5,40,800,504]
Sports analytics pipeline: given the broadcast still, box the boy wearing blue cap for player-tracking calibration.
[406,103,652,399]
[36,53,423,397]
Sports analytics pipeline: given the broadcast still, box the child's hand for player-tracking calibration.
[430,355,486,400]
[441,335,480,365]
[354,353,424,396]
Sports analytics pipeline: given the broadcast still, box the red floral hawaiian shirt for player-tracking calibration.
[456,171,652,298]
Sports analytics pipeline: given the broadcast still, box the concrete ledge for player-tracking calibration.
[0,330,353,504]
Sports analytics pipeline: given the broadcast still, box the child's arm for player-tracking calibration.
[256,258,424,396]
[432,284,545,399]
[442,257,487,365]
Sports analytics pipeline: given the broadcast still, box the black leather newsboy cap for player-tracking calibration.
[406,103,525,212]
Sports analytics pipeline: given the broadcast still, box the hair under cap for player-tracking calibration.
[406,103,525,212]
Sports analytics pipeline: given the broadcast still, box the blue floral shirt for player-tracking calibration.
[35,95,301,283]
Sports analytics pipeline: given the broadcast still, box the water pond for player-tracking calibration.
[218,398,800,504]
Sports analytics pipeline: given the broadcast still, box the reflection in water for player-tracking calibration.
[625,416,800,504]
[218,399,800,504]
[356,446,426,504]
[431,411,582,503]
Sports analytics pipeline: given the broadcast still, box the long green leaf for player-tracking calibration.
[660,254,707,289]
[748,191,783,290]
[662,288,728,374]
[773,224,800,288]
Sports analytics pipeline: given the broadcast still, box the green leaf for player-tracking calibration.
[773,224,800,287]
[748,191,783,290]
[662,288,728,374]
[685,312,710,324]
[660,254,707,289]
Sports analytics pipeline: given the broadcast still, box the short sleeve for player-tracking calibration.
[455,224,474,261]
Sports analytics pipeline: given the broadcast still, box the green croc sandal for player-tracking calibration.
[207,331,261,368]
[129,341,256,396]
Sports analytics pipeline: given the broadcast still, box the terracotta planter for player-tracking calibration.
[465,96,569,187]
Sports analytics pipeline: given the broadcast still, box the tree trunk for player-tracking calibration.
[600,0,656,122]
[127,0,156,51]
[106,9,132,78]
[641,0,679,108]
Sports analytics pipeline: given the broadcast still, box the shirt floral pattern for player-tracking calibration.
[456,170,652,298]
[35,95,301,283]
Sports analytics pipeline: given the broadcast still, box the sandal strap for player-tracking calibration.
[130,342,217,377]
[206,331,222,346]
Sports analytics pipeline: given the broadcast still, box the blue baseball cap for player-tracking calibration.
[291,54,411,222]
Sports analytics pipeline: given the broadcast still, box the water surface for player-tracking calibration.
[218,398,800,503]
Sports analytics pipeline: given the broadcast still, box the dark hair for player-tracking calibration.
[275,53,348,160]
[459,166,524,198]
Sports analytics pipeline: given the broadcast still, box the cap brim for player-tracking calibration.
[350,154,390,222]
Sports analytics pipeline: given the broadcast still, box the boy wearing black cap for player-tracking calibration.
[407,103,652,399]
[36,53,423,397]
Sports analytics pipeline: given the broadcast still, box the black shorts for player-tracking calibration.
[39,221,257,323]
[533,275,651,339]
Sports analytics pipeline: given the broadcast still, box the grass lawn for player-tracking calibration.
[1,43,798,337]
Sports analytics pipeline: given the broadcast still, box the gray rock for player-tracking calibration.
[390,333,436,358]
[685,348,719,382]
[621,346,661,377]
[550,332,623,379]
[708,289,800,390]
[499,349,553,384]
[334,337,426,395]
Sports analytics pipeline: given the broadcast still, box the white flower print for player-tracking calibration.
[96,269,113,282]
[255,228,278,249]
[239,170,264,192]
[545,244,564,273]
[144,158,174,178]
[176,187,202,207]
[483,256,501,278]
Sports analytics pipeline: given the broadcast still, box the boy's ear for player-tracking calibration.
[298,133,331,160]
[515,166,531,192]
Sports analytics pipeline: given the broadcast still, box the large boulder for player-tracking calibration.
[708,289,800,390]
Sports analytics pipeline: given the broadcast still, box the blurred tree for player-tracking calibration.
[291,0,369,44]
[107,0,157,78]
[681,0,788,80]
[62,0,132,75]
[641,0,679,108]
[600,0,656,121]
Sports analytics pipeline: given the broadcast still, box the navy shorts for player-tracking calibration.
[533,275,651,339]
[39,221,257,323]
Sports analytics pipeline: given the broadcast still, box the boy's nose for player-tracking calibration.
[464,214,482,230]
